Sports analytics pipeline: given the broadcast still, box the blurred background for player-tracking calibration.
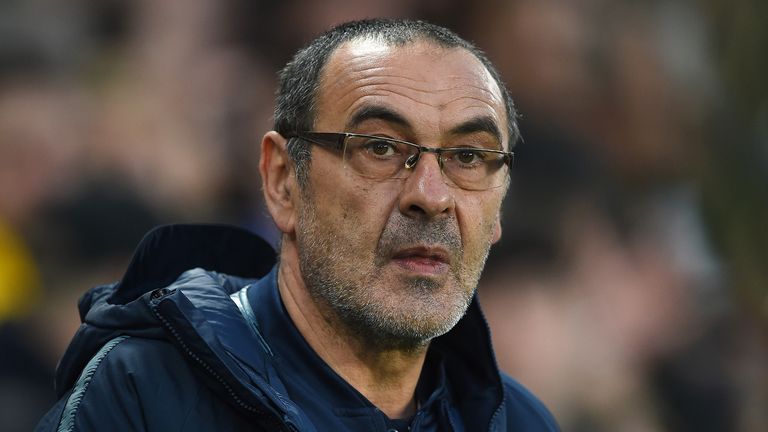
[1,0,766,430]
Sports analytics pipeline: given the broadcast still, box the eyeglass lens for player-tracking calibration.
[341,135,508,190]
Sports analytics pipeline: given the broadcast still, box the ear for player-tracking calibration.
[491,213,502,244]
[260,131,297,235]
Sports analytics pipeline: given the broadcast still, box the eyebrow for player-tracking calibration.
[346,104,504,149]
[346,105,413,130]
[448,116,504,149]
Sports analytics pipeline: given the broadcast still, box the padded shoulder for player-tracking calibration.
[51,337,252,432]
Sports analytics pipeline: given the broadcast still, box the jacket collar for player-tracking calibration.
[109,224,276,305]
[56,224,276,399]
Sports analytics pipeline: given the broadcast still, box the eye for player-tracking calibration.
[454,149,485,165]
[364,138,398,157]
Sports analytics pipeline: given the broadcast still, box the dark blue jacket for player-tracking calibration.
[36,225,559,431]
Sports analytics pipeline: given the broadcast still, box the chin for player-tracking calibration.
[353,285,471,348]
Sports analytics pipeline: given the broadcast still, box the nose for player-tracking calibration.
[398,152,454,219]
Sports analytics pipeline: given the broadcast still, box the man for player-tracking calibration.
[37,19,559,431]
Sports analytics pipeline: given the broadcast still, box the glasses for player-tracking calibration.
[285,132,513,191]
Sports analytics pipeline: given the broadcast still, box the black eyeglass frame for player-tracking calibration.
[283,131,514,171]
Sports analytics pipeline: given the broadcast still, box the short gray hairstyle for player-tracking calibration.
[274,18,519,186]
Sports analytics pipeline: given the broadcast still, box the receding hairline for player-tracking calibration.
[313,37,510,142]
[274,18,520,189]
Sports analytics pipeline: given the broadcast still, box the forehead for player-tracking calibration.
[315,38,508,142]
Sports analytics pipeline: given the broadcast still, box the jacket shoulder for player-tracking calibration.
[500,373,560,431]
[38,336,249,432]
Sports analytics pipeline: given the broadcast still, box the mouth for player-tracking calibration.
[390,246,451,276]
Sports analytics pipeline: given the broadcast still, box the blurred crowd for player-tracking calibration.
[1,0,766,431]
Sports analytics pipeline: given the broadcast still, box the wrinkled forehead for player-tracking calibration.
[315,38,508,142]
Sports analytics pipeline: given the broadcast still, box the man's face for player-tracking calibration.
[295,39,508,349]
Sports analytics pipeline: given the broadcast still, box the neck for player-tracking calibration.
[277,242,427,419]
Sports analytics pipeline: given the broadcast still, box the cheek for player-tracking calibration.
[344,184,396,239]
[311,171,395,248]
[458,194,502,249]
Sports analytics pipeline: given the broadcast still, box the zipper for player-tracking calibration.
[486,390,506,432]
[151,289,297,431]
[475,301,506,432]
[57,336,130,432]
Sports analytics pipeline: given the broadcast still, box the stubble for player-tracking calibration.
[296,195,494,351]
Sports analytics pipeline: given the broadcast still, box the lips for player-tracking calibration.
[391,246,451,275]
